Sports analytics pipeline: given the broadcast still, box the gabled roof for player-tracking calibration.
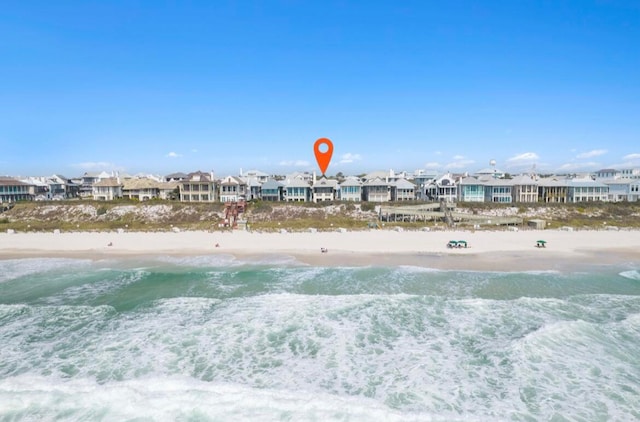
[339,177,363,187]
[458,176,481,185]
[242,176,262,187]
[313,177,338,188]
[220,175,246,185]
[122,178,161,190]
[184,171,215,182]
[285,176,311,188]
[261,179,283,189]
[509,174,538,185]
[392,178,415,189]
[0,177,31,186]
[363,177,390,186]
[93,177,122,187]
[363,170,390,181]
[165,172,188,179]
[243,169,269,177]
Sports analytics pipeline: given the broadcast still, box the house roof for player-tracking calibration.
[285,177,311,188]
[221,175,246,185]
[339,177,363,187]
[261,179,283,189]
[184,171,215,182]
[122,178,161,190]
[363,170,390,181]
[0,177,31,186]
[458,176,480,185]
[392,179,415,189]
[313,178,338,188]
[509,175,538,185]
[165,172,188,179]
[93,177,122,187]
[363,177,390,187]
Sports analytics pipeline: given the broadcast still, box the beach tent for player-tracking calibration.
[457,240,468,248]
[447,240,458,248]
[536,240,547,248]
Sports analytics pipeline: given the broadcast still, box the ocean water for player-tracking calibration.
[1,255,639,421]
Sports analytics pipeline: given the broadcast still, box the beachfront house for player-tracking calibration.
[219,176,247,203]
[284,176,311,202]
[391,178,416,201]
[339,177,363,202]
[413,170,438,200]
[122,178,161,201]
[510,174,539,203]
[425,174,457,202]
[178,171,218,202]
[241,169,270,183]
[458,176,485,202]
[602,179,634,202]
[537,177,569,203]
[362,177,391,202]
[260,179,284,201]
[0,177,34,202]
[92,177,123,201]
[484,178,512,203]
[312,177,339,202]
[80,171,111,198]
[567,178,609,202]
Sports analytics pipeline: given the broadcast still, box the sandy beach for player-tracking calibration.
[1,228,639,271]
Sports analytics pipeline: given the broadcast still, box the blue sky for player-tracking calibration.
[1,1,639,177]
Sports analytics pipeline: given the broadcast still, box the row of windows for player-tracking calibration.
[0,186,29,193]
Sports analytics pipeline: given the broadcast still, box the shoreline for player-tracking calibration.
[1,229,640,271]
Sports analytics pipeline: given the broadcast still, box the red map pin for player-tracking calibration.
[314,138,333,175]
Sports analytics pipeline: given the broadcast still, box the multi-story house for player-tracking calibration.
[219,176,247,202]
[49,174,80,199]
[484,178,512,203]
[510,174,539,203]
[362,177,391,202]
[537,177,569,203]
[312,177,338,202]
[0,177,34,202]
[567,179,608,202]
[80,171,111,198]
[92,178,123,201]
[391,179,416,201]
[179,171,218,202]
[260,179,284,201]
[122,178,161,201]
[284,176,311,202]
[339,177,363,202]
[458,176,485,202]
[425,174,457,202]
[241,169,270,183]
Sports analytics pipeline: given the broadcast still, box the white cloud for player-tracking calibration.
[278,160,310,167]
[623,153,640,161]
[424,162,441,169]
[339,153,362,164]
[166,152,182,158]
[445,159,475,169]
[506,152,539,163]
[452,155,465,160]
[577,149,607,159]
[557,161,600,171]
[72,161,117,171]
[191,149,198,153]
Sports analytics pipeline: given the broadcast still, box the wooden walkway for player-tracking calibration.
[379,203,523,226]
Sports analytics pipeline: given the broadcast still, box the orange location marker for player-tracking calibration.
[313,137,333,175]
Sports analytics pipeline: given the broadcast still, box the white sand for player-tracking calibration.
[1,229,639,266]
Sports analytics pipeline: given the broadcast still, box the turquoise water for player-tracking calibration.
[1,255,639,421]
